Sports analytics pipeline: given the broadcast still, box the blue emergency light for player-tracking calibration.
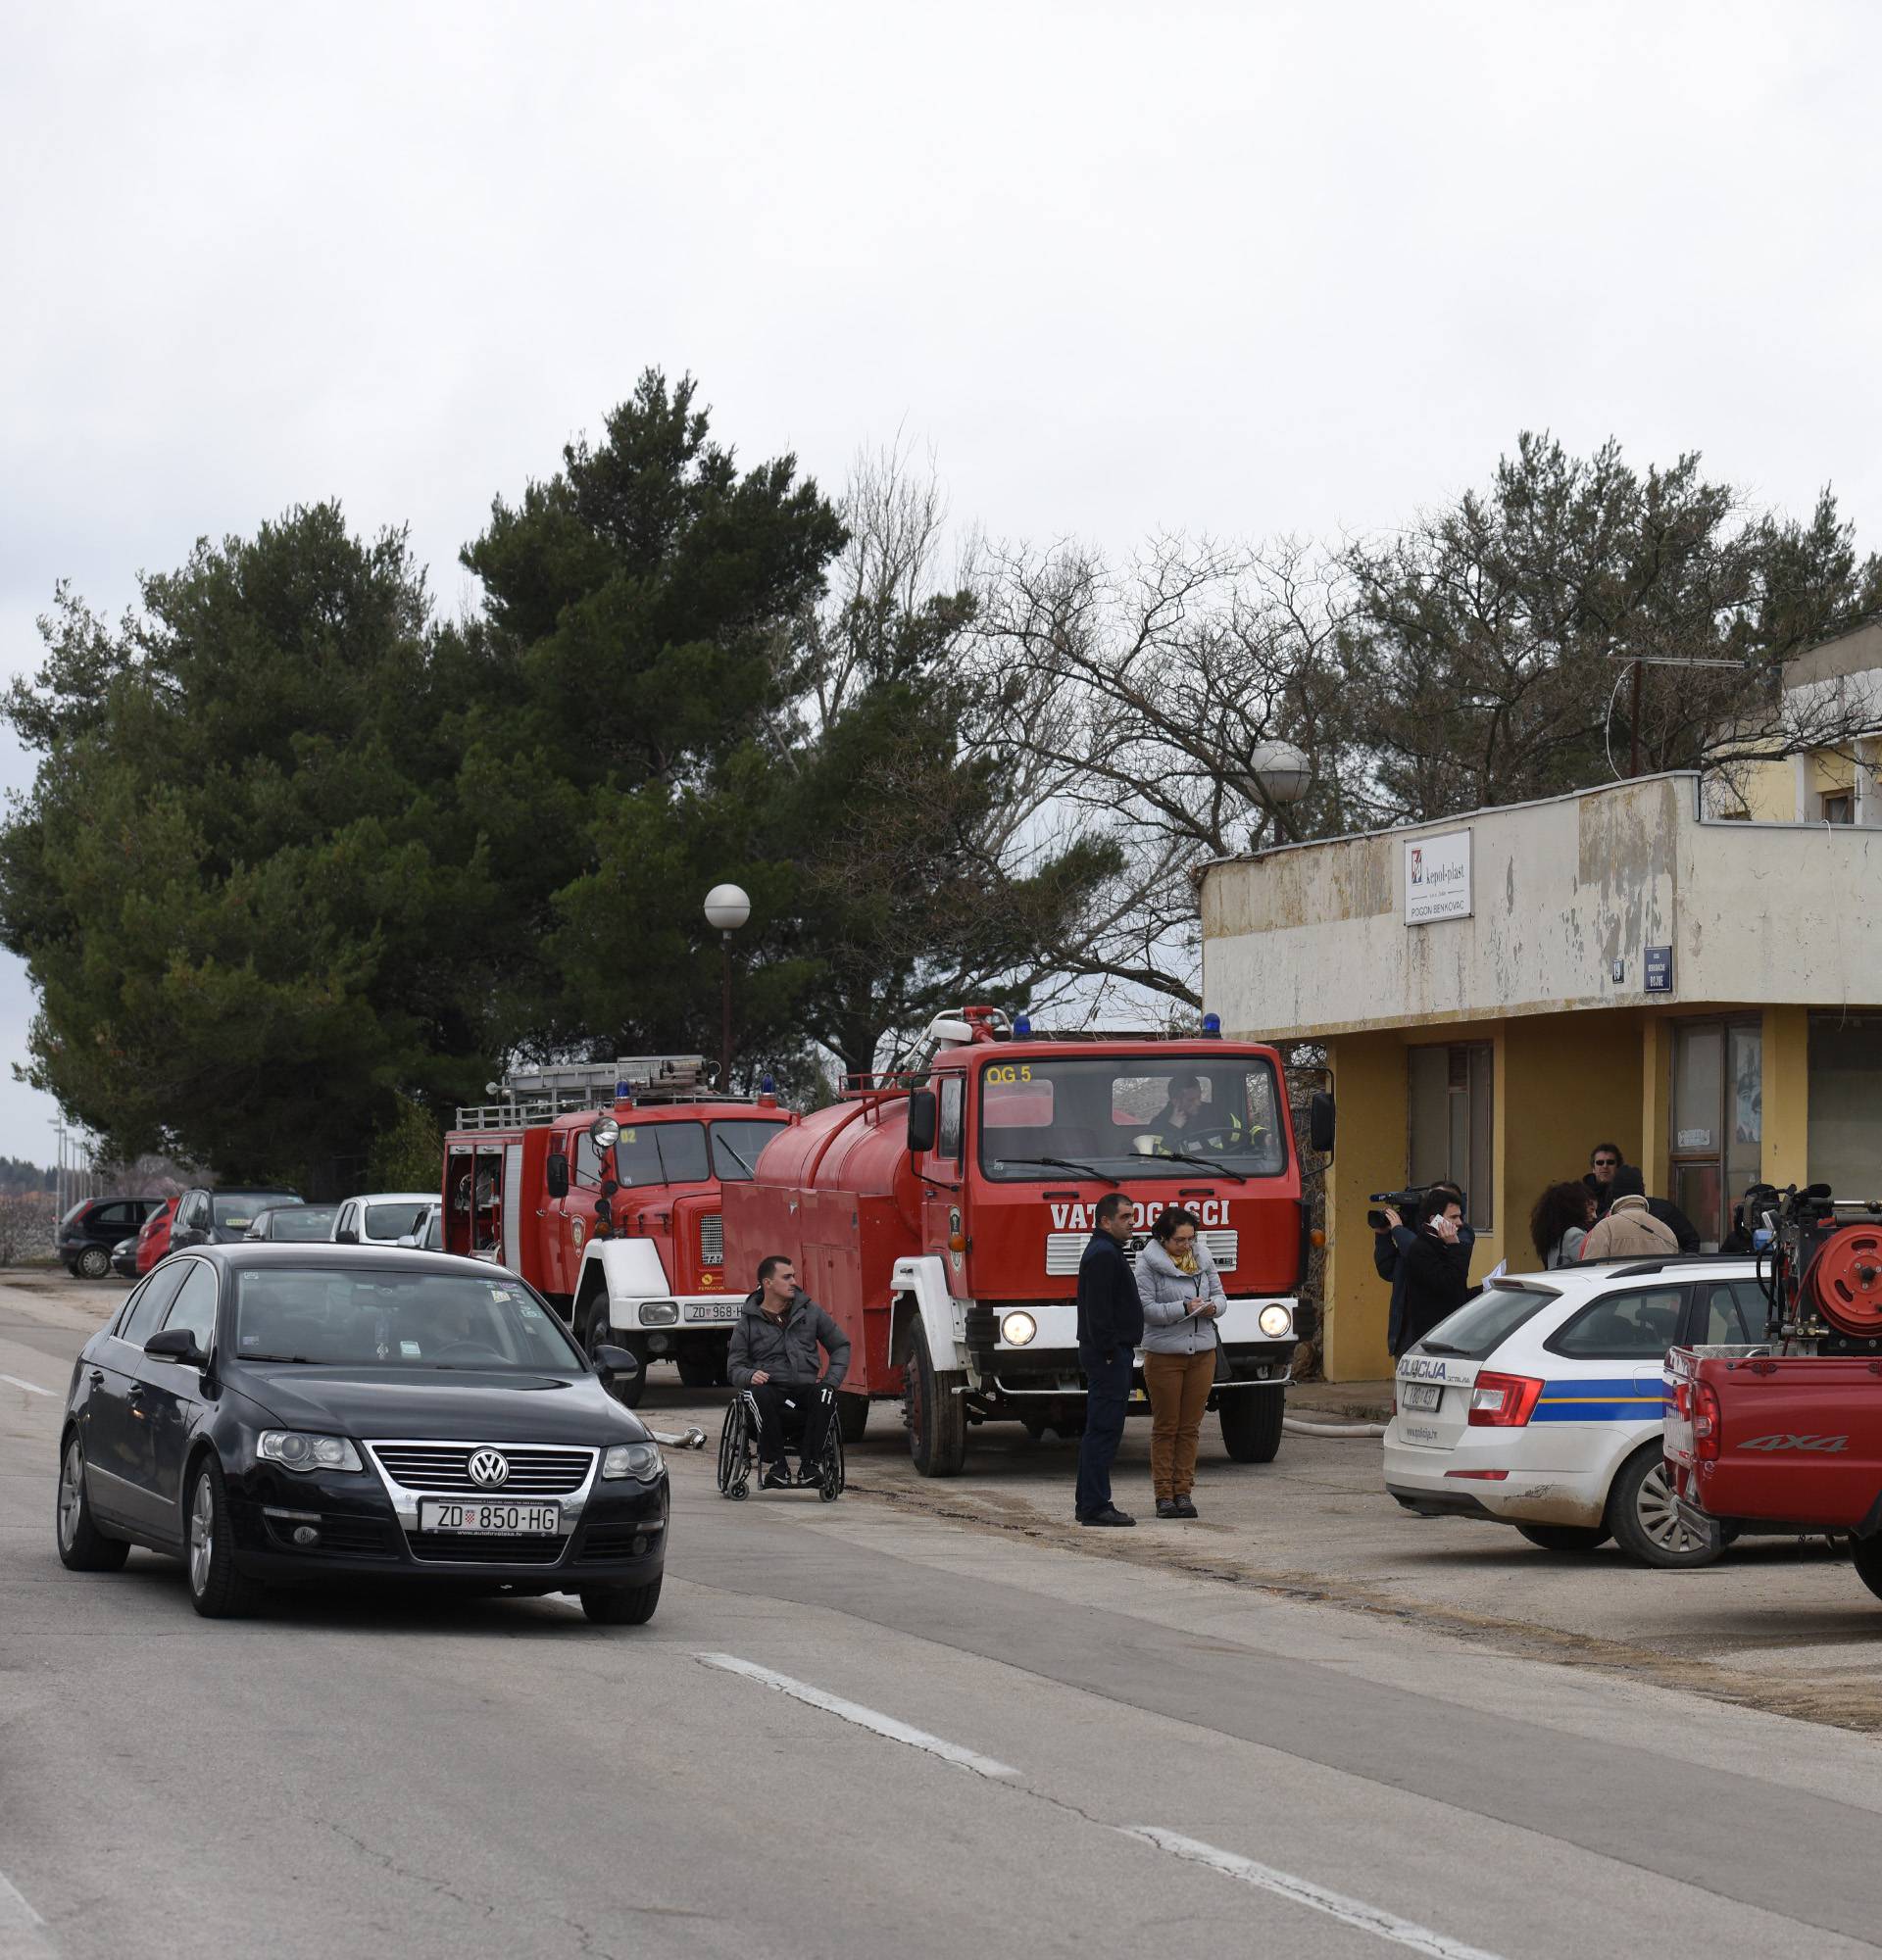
[761,1074,776,1094]
[1012,1014,1032,1038]
[1201,1012,1222,1037]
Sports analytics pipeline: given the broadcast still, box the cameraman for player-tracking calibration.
[1375,1183,1473,1358]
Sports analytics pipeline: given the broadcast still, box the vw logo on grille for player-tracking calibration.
[468,1448,510,1489]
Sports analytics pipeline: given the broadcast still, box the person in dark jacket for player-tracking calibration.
[1073,1192,1146,1527]
[1377,1182,1472,1357]
[1583,1143,1625,1218]
[728,1255,852,1489]
[1397,1194,1473,1351]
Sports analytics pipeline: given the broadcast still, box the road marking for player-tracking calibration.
[0,1870,43,1926]
[1118,1827,1507,1960]
[0,1374,54,1397]
[695,1653,1018,1779]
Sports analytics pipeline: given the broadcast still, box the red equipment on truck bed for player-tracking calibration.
[720,1005,1333,1476]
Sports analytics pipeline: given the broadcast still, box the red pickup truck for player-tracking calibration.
[1665,1184,1882,1605]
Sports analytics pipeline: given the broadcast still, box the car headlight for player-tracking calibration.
[603,1442,664,1481]
[258,1431,363,1473]
[1258,1303,1293,1339]
[639,1300,679,1326]
[1001,1310,1037,1346]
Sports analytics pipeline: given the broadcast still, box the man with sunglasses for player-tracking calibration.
[1583,1144,1627,1219]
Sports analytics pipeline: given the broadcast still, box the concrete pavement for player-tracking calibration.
[6,1280,1882,1960]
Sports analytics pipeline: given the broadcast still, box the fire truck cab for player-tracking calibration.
[445,1056,797,1406]
[720,1007,1331,1475]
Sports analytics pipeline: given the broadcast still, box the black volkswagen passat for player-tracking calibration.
[55,1245,667,1625]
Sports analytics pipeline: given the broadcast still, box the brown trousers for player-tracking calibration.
[1142,1348,1216,1499]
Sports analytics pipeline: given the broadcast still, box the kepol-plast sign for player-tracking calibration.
[1405,829,1472,924]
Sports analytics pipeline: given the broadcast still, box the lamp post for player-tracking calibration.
[703,883,751,1089]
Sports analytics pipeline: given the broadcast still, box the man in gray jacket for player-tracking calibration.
[728,1255,853,1489]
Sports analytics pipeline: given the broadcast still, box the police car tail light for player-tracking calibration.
[1692,1381,1722,1461]
[1466,1372,1542,1428]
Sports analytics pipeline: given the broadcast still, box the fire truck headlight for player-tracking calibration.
[1259,1303,1293,1339]
[1001,1311,1037,1347]
[639,1299,679,1326]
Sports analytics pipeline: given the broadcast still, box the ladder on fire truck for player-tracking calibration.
[454,1055,719,1131]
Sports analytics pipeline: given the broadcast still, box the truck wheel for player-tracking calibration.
[1219,1385,1284,1463]
[583,1298,645,1409]
[905,1323,967,1477]
[836,1393,869,1445]
[675,1350,718,1391]
[1515,1523,1611,1553]
[1607,1446,1719,1568]
[1851,1537,1882,1603]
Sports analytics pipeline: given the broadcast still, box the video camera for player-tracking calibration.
[1367,1189,1431,1234]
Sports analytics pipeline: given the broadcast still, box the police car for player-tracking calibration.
[1383,1255,1766,1567]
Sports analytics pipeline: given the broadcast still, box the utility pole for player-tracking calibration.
[1628,657,1644,778]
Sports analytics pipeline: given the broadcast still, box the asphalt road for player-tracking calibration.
[7,1283,1882,1960]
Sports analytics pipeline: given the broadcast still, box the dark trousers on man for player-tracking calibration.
[1075,1345,1131,1518]
[751,1381,832,1469]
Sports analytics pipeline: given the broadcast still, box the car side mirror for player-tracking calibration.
[143,1327,206,1365]
[1309,1090,1336,1156]
[545,1153,570,1200]
[336,1228,359,1245]
[907,1088,938,1153]
[592,1343,640,1382]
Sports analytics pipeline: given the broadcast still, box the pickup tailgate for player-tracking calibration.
[1669,1347,1882,1530]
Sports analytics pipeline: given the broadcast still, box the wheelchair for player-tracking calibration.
[717,1386,845,1502]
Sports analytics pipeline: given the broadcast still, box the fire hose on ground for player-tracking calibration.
[1282,1415,1387,1438]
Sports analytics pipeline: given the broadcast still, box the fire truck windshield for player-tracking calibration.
[579,1119,788,1188]
[977,1054,1285,1181]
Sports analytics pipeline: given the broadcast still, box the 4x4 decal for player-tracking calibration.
[1742,1433,1850,1452]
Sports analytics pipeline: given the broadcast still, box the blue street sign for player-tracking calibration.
[1644,946,1673,994]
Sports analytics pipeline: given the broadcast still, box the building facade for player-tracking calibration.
[1199,638,1882,1381]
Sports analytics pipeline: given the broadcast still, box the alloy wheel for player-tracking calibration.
[58,1440,83,1551]
[188,1473,215,1594]
[1635,1460,1705,1555]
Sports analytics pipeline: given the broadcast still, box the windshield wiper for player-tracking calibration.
[716,1134,756,1177]
[1137,1149,1248,1185]
[996,1156,1120,1188]
[239,1353,316,1363]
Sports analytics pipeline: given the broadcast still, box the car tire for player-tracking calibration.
[1850,1537,1882,1603]
[580,1577,662,1626]
[185,1457,266,1618]
[75,1246,111,1280]
[1515,1523,1611,1553]
[583,1297,645,1408]
[56,1434,130,1572]
[904,1322,967,1477]
[1607,1446,1721,1568]
[674,1350,718,1391]
[1219,1385,1285,1464]
[836,1392,869,1444]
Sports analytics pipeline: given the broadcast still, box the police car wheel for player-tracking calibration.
[1608,1446,1721,1569]
[1515,1523,1611,1553]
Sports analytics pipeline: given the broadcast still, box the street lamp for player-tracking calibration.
[703,883,751,1089]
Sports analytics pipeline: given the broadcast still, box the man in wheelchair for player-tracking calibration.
[728,1255,853,1490]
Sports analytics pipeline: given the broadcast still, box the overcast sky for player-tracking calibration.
[2,1,1878,1161]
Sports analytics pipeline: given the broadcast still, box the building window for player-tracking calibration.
[1408,1043,1493,1230]
[1822,791,1854,824]
[1808,1014,1882,1200]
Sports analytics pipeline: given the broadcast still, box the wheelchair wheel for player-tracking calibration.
[819,1419,846,1501]
[717,1393,755,1500]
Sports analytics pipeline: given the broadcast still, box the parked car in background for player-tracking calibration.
[245,1202,341,1243]
[333,1194,437,1249]
[416,1200,443,1250]
[110,1238,140,1280]
[170,1188,305,1250]
[59,1198,166,1279]
[134,1198,179,1277]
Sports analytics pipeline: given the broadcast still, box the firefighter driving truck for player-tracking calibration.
[444,1056,797,1406]
[719,1007,1332,1475]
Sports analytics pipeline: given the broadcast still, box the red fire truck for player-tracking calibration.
[444,1056,798,1405]
[720,1007,1332,1475]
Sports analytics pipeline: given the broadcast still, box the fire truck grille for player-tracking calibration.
[1043,1230,1238,1277]
[700,1214,723,1266]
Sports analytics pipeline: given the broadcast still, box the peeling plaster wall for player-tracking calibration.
[1201,774,1882,1041]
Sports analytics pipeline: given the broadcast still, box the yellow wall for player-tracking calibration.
[1321,1030,1406,1382]
[1761,1004,1809,1188]
[1505,1013,1645,1252]
[1733,759,1796,822]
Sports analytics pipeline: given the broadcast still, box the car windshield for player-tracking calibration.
[216,1193,300,1231]
[978,1055,1287,1180]
[1408,1283,1558,1359]
[710,1120,788,1180]
[264,1205,337,1241]
[365,1201,431,1239]
[233,1267,585,1369]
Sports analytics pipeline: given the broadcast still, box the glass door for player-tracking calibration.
[1668,1019,1760,1250]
